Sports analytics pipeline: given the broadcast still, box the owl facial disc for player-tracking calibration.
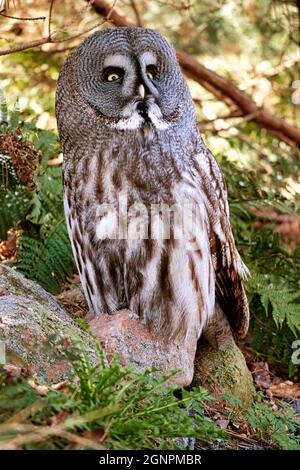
[72,29,184,132]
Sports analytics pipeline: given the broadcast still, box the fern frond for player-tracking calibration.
[247,271,300,335]
[17,163,75,293]
[18,221,74,293]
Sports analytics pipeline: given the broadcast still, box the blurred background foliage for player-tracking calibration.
[0,0,299,379]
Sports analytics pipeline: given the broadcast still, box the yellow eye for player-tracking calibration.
[103,67,124,82]
[107,73,120,81]
[146,71,154,80]
[145,65,157,81]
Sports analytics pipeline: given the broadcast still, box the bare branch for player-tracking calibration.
[0,11,46,20]
[89,0,135,27]
[50,18,111,43]
[39,45,75,54]
[198,111,249,125]
[106,0,118,21]
[0,37,50,56]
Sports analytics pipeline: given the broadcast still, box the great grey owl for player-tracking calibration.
[56,27,249,356]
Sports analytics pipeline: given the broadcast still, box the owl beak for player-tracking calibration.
[138,84,145,99]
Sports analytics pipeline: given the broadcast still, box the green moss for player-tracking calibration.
[193,342,253,410]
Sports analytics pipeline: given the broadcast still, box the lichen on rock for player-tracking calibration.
[0,265,96,383]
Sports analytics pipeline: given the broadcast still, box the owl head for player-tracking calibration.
[65,27,192,133]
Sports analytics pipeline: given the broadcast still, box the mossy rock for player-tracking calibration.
[192,340,253,410]
[0,265,97,382]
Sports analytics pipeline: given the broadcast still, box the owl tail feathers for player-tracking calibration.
[216,267,250,341]
[235,255,251,339]
[232,282,250,340]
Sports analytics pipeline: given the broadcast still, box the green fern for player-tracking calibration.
[247,389,300,450]
[0,147,34,239]
[18,222,74,294]
[0,334,224,450]
[247,271,300,335]
[17,163,75,293]
[0,103,74,292]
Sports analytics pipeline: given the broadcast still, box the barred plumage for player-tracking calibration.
[56,27,249,358]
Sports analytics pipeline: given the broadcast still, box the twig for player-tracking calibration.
[89,0,135,27]
[50,20,105,43]
[240,56,300,91]
[225,429,273,448]
[0,37,52,55]
[105,0,118,21]
[199,111,255,126]
[203,128,272,159]
[48,0,55,39]
[0,11,46,20]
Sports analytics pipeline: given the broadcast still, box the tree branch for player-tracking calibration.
[0,37,51,56]
[0,11,46,21]
[177,50,300,146]
[0,0,117,56]
[90,0,135,27]
[89,0,300,147]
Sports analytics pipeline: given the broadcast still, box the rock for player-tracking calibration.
[193,303,253,409]
[0,265,253,400]
[0,265,71,323]
[89,310,252,395]
[192,340,253,409]
[89,310,196,387]
[0,265,96,383]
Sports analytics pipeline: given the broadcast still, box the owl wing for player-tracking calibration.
[194,147,250,339]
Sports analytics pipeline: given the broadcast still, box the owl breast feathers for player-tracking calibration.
[55,27,249,349]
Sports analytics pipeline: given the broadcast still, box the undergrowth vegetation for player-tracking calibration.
[221,150,300,378]
[0,334,299,450]
[0,334,223,450]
